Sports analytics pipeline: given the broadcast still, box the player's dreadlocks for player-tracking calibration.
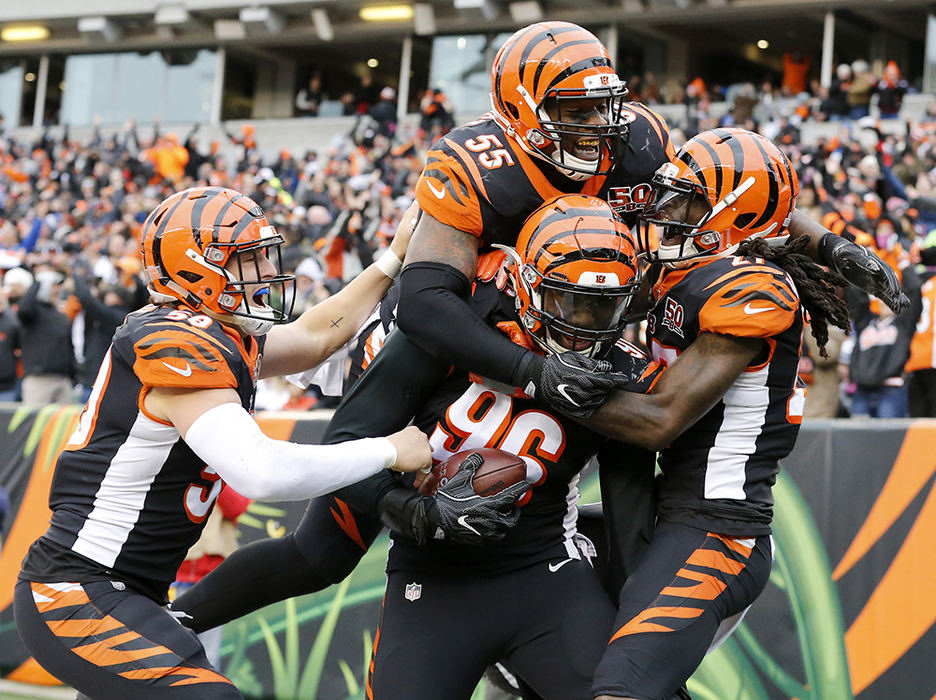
[736,235,851,358]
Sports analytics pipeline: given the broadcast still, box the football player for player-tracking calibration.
[366,195,659,700]
[575,128,852,700]
[171,21,899,646]
[170,20,674,637]
[14,186,431,700]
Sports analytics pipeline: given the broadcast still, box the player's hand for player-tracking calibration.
[527,352,634,419]
[823,234,910,313]
[390,200,420,263]
[430,452,529,546]
[385,426,432,473]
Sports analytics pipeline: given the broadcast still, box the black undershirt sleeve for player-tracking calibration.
[396,261,537,387]
[325,329,448,514]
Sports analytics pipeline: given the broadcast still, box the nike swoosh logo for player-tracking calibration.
[556,384,581,407]
[457,515,481,536]
[427,181,446,200]
[162,361,193,377]
[743,303,773,315]
[548,558,574,573]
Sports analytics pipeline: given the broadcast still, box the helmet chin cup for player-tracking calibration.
[558,153,600,181]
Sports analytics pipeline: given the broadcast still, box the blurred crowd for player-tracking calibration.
[624,55,912,131]
[2,55,936,419]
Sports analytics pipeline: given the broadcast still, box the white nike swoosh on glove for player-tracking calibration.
[457,515,481,536]
[556,384,581,407]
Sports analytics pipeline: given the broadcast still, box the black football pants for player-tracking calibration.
[368,559,617,700]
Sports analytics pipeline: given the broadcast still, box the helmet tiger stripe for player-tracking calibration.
[501,194,640,358]
[637,127,799,268]
[140,186,295,336]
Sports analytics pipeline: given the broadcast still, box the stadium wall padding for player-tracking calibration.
[0,406,934,699]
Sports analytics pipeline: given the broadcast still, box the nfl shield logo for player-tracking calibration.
[404,582,422,602]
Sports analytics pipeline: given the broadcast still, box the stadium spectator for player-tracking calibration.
[295,72,326,117]
[847,59,876,120]
[846,273,920,418]
[803,322,848,419]
[15,268,74,405]
[782,51,811,96]
[418,88,455,138]
[67,261,133,403]
[354,72,380,115]
[905,231,936,416]
[0,281,21,402]
[822,64,853,120]
[877,61,910,119]
[370,86,398,138]
[142,132,189,184]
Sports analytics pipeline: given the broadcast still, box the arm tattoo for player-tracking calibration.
[404,213,480,279]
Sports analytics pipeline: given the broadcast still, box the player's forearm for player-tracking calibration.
[584,333,759,449]
[293,263,395,358]
[788,208,826,260]
[585,390,674,450]
[184,403,397,501]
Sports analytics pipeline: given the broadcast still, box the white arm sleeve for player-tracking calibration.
[184,402,396,501]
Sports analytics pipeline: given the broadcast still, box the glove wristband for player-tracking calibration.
[513,351,545,394]
[817,232,846,269]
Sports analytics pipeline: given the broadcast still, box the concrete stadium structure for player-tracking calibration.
[0,0,934,156]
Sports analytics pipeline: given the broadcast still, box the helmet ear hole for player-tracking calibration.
[178,270,203,284]
[506,103,519,119]
[734,212,757,228]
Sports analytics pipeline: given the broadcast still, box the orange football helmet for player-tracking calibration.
[140,186,294,336]
[636,127,799,268]
[490,21,629,180]
[499,194,640,358]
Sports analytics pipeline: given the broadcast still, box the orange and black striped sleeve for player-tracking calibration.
[132,321,239,389]
[415,141,487,237]
[698,264,799,338]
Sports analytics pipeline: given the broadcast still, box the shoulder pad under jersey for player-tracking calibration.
[119,307,243,389]
[697,259,799,338]
[416,118,540,238]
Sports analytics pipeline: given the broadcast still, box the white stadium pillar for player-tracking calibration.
[210,48,225,126]
[820,10,835,89]
[33,55,49,129]
[926,13,936,94]
[398,35,413,123]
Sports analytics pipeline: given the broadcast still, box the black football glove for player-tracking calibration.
[377,453,528,547]
[523,351,635,419]
[819,233,910,313]
[431,452,529,546]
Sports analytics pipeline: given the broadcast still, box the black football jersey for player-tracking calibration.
[415,104,673,244]
[21,304,262,601]
[645,256,805,535]
[386,280,650,575]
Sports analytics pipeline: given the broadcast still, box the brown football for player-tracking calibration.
[417,448,527,497]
